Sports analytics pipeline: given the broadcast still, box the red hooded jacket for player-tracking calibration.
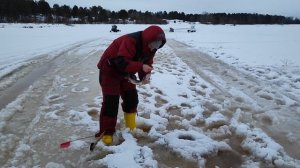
[97,25,166,79]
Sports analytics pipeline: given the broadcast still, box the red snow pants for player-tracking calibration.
[98,70,138,135]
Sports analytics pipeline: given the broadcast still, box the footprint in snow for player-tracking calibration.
[167,105,182,116]
[234,96,244,103]
[202,101,220,118]
[204,118,229,131]
[60,83,73,87]
[166,69,173,73]
[191,88,206,96]
[71,87,89,93]
[157,69,164,74]
[140,91,152,98]
[178,93,188,98]
[47,94,66,103]
[201,84,208,89]
[154,96,168,108]
[153,87,164,95]
[178,69,185,73]
[239,82,245,85]
[257,92,273,100]
[189,79,198,86]
[260,115,273,125]
[275,99,286,105]
[180,102,192,109]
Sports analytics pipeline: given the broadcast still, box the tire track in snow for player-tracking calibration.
[0,39,101,167]
[168,39,300,161]
[0,39,98,110]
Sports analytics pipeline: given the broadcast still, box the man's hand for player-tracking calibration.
[142,64,152,73]
[141,79,150,85]
[141,73,151,85]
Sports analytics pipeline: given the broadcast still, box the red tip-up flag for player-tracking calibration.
[60,141,71,149]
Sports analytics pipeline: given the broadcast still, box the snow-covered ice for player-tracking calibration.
[0,22,300,167]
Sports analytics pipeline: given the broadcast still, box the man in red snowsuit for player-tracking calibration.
[97,25,166,145]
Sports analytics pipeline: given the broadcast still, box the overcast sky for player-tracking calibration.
[46,0,300,18]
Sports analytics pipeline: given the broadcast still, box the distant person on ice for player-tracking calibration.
[96,25,166,145]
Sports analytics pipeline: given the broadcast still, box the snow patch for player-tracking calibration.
[160,130,231,160]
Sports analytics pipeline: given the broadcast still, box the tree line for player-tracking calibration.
[1,0,299,24]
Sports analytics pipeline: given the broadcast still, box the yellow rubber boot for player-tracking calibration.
[102,135,113,145]
[124,112,136,130]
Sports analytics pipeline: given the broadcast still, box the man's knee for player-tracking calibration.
[121,90,138,112]
[101,95,120,117]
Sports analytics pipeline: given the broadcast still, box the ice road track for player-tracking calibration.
[0,39,102,167]
[168,39,300,161]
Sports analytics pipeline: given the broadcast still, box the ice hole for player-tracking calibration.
[178,134,195,141]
